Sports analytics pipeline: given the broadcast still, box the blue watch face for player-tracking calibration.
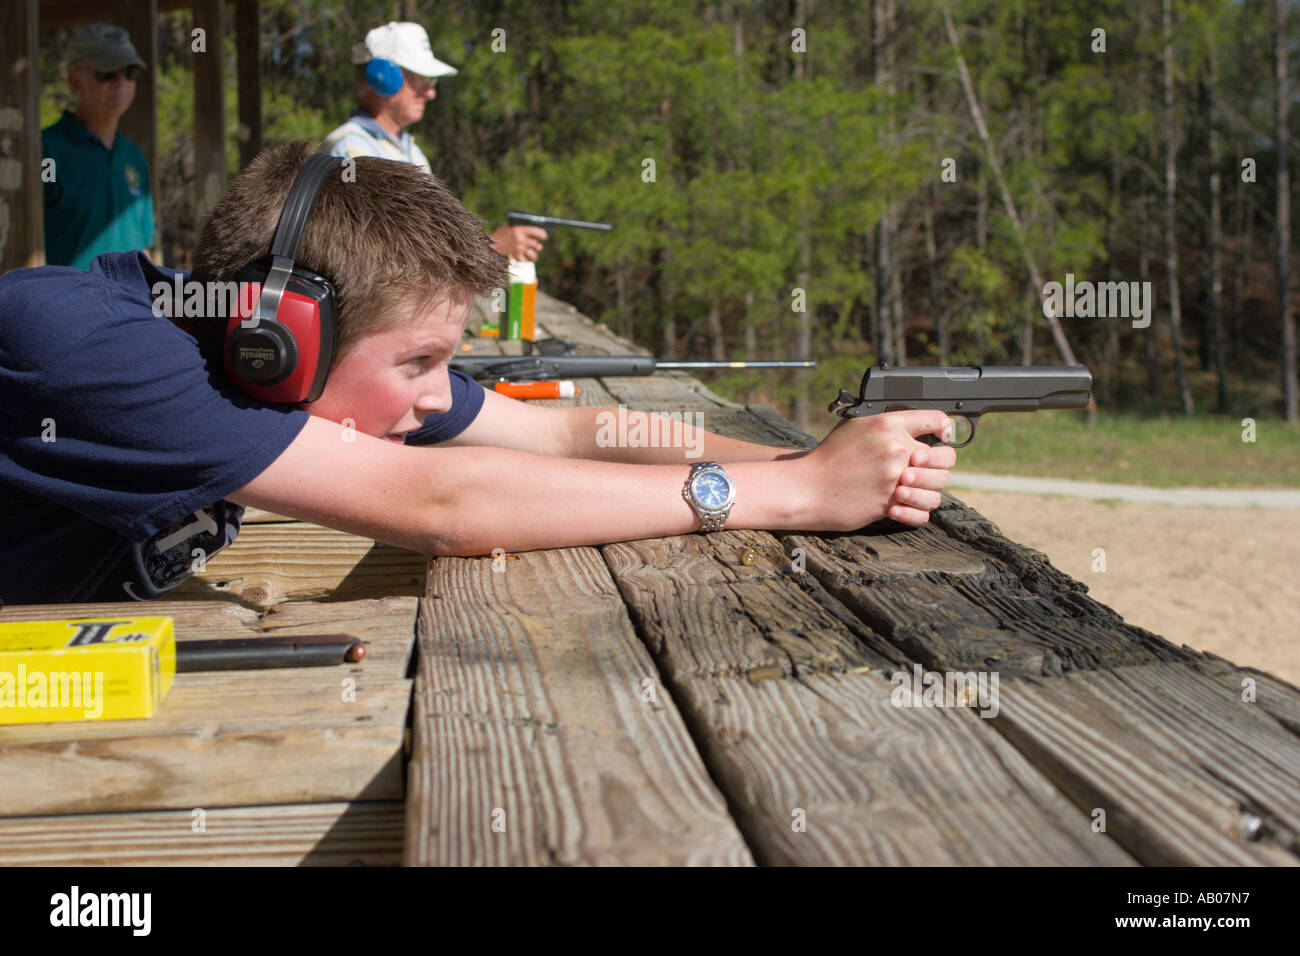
[693,471,731,509]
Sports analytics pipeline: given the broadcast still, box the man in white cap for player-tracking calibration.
[42,23,154,269]
[322,21,545,261]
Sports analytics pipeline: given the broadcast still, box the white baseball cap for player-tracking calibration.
[352,22,458,78]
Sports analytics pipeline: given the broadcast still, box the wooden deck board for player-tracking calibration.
[989,665,1300,864]
[600,532,1135,865]
[0,596,419,680]
[1191,657,1300,737]
[406,548,754,865]
[784,519,1202,678]
[169,523,425,608]
[0,801,404,866]
[0,598,418,816]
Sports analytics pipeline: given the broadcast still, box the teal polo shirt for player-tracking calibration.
[42,111,155,269]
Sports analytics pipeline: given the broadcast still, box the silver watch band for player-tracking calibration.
[683,461,734,532]
[698,512,729,532]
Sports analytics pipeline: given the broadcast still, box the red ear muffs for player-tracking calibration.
[225,265,337,403]
[222,153,342,404]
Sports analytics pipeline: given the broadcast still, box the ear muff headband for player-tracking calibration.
[225,153,342,404]
[269,152,341,260]
[365,58,404,96]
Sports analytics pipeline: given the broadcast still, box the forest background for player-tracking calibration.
[36,0,1300,443]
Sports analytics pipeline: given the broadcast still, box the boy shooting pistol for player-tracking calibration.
[0,143,956,604]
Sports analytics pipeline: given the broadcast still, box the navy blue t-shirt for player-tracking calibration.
[0,251,484,604]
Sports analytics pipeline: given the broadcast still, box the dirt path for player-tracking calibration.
[948,489,1300,686]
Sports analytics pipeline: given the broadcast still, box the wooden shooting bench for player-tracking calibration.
[1,292,1298,866]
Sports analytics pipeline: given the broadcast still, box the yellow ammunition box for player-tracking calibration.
[0,617,175,724]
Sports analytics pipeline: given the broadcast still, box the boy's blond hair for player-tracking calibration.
[191,141,505,360]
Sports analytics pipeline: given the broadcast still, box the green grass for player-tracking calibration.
[926,411,1300,488]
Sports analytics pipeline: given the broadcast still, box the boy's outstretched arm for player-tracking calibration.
[441,389,811,463]
[228,409,954,557]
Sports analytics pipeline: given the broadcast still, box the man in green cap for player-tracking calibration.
[42,23,155,269]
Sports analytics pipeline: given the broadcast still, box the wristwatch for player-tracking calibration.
[682,461,736,531]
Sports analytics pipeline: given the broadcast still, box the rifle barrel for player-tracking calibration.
[450,354,816,382]
[657,361,816,369]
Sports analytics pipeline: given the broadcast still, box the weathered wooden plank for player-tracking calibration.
[242,507,297,523]
[0,674,410,814]
[0,596,419,680]
[594,372,734,411]
[169,523,426,608]
[1191,657,1300,737]
[989,664,1300,865]
[0,598,417,815]
[535,292,652,356]
[784,521,1201,678]
[600,531,1135,865]
[406,548,755,866]
[744,403,819,450]
[0,801,403,866]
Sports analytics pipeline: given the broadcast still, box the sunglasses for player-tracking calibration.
[402,70,437,94]
[92,65,141,83]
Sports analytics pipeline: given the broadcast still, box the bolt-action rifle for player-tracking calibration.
[453,338,815,383]
[453,354,816,383]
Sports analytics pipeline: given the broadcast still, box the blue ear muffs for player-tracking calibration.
[365,58,404,96]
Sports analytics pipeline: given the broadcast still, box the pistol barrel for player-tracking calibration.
[859,364,1092,410]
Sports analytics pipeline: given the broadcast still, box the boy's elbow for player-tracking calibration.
[415,504,484,558]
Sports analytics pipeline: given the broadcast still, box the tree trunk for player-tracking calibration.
[1207,45,1229,413]
[796,230,813,431]
[743,289,757,404]
[874,0,897,366]
[925,188,947,363]
[660,246,676,360]
[1277,0,1299,422]
[792,0,812,431]
[1104,143,1121,406]
[975,169,989,362]
[891,221,907,365]
[1233,187,1250,361]
[1141,201,1160,407]
[1163,0,1195,415]
[707,305,726,362]
[616,266,628,341]
[942,7,1077,366]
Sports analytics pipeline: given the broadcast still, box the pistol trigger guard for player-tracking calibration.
[946,415,977,448]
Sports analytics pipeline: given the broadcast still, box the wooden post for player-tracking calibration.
[117,0,161,263]
[192,0,227,227]
[0,0,43,272]
[235,0,261,170]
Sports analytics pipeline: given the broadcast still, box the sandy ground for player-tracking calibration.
[948,489,1300,686]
